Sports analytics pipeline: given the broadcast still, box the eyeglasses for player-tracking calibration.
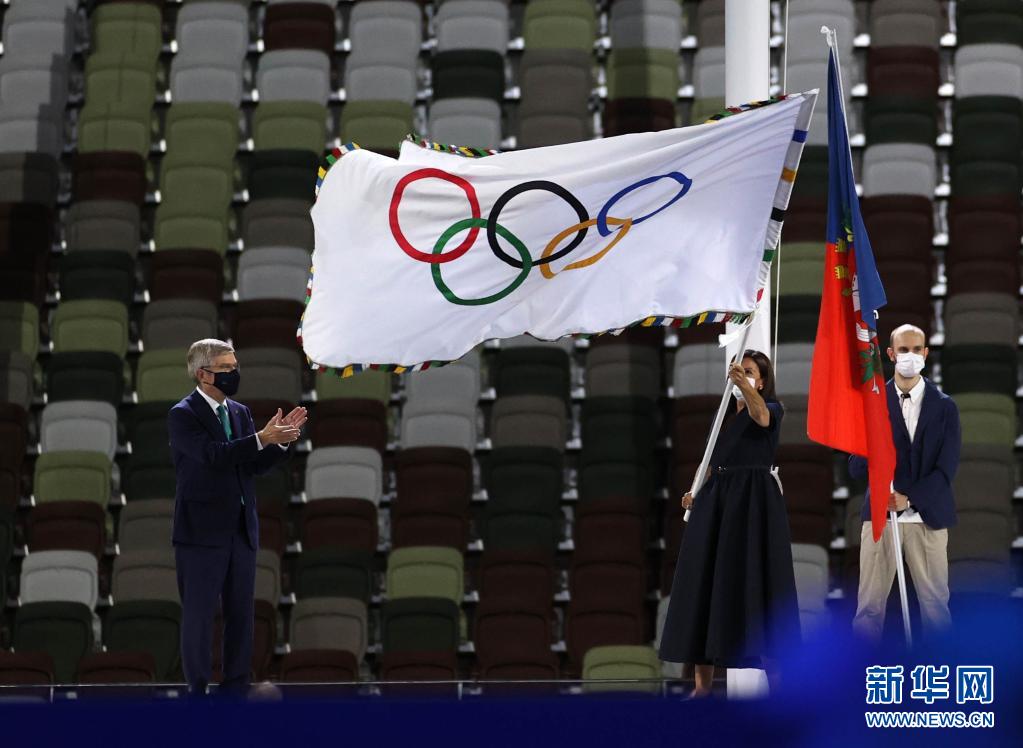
[201,365,239,373]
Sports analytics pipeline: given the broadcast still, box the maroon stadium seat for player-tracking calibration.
[148,249,225,303]
[263,2,336,56]
[300,498,379,553]
[26,501,107,559]
[603,97,676,136]
[477,550,556,613]
[309,399,388,453]
[73,152,146,205]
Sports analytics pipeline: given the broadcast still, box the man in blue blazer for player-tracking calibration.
[849,324,960,643]
[169,339,307,696]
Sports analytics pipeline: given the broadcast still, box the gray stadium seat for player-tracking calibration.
[402,352,481,405]
[233,347,304,404]
[435,0,509,53]
[39,401,118,460]
[290,597,369,661]
[672,342,724,397]
[785,0,855,67]
[778,394,811,445]
[344,58,418,104]
[585,345,661,400]
[1,1,73,61]
[791,542,830,635]
[0,59,69,115]
[111,549,179,604]
[518,49,592,148]
[171,59,245,105]
[944,293,1019,346]
[344,0,422,104]
[0,112,63,158]
[305,446,383,503]
[20,550,99,609]
[141,300,220,351]
[257,49,331,104]
[0,351,35,409]
[774,343,814,396]
[861,144,937,198]
[65,201,141,255]
[348,0,422,62]
[237,247,311,302]
[242,200,315,249]
[117,500,174,554]
[954,44,1023,99]
[610,0,683,51]
[255,550,282,605]
[869,0,942,49]
[428,98,502,149]
[489,395,568,451]
[400,354,481,450]
[174,0,250,65]
[694,0,725,46]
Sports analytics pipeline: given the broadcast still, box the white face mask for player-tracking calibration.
[895,352,925,378]
[732,377,757,401]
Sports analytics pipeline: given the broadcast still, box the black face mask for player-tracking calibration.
[203,368,240,397]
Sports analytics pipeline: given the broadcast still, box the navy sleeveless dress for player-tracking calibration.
[658,399,802,667]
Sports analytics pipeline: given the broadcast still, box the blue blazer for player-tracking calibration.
[168,390,290,548]
[849,378,960,530]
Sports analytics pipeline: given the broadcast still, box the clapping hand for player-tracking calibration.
[259,408,302,445]
[280,406,308,432]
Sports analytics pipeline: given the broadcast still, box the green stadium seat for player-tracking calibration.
[13,601,95,683]
[523,0,597,51]
[385,546,464,604]
[253,101,329,155]
[135,349,193,403]
[607,48,680,102]
[582,645,661,694]
[33,451,112,508]
[0,301,39,360]
[51,300,130,357]
[339,100,414,154]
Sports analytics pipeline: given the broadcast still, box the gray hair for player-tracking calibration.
[187,339,234,382]
[889,324,927,348]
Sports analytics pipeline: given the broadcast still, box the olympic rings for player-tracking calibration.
[388,166,693,305]
[596,172,692,237]
[389,169,481,264]
[540,216,633,279]
[431,218,532,306]
[487,181,589,269]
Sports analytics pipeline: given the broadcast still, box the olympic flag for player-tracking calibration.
[300,93,816,374]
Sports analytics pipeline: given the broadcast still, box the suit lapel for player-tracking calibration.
[188,390,227,440]
[887,381,911,447]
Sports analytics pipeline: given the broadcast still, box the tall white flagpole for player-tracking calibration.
[724,0,773,365]
[723,0,773,700]
[821,25,913,648]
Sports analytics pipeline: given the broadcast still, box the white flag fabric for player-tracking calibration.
[300,93,816,375]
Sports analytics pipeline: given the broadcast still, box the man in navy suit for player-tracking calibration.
[169,339,307,696]
[849,324,960,643]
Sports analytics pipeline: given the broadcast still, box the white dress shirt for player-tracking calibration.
[893,377,926,524]
[195,387,286,451]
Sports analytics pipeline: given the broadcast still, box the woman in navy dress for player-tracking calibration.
[658,350,801,697]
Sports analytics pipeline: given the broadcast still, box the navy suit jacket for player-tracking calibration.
[849,377,961,530]
[168,390,290,548]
